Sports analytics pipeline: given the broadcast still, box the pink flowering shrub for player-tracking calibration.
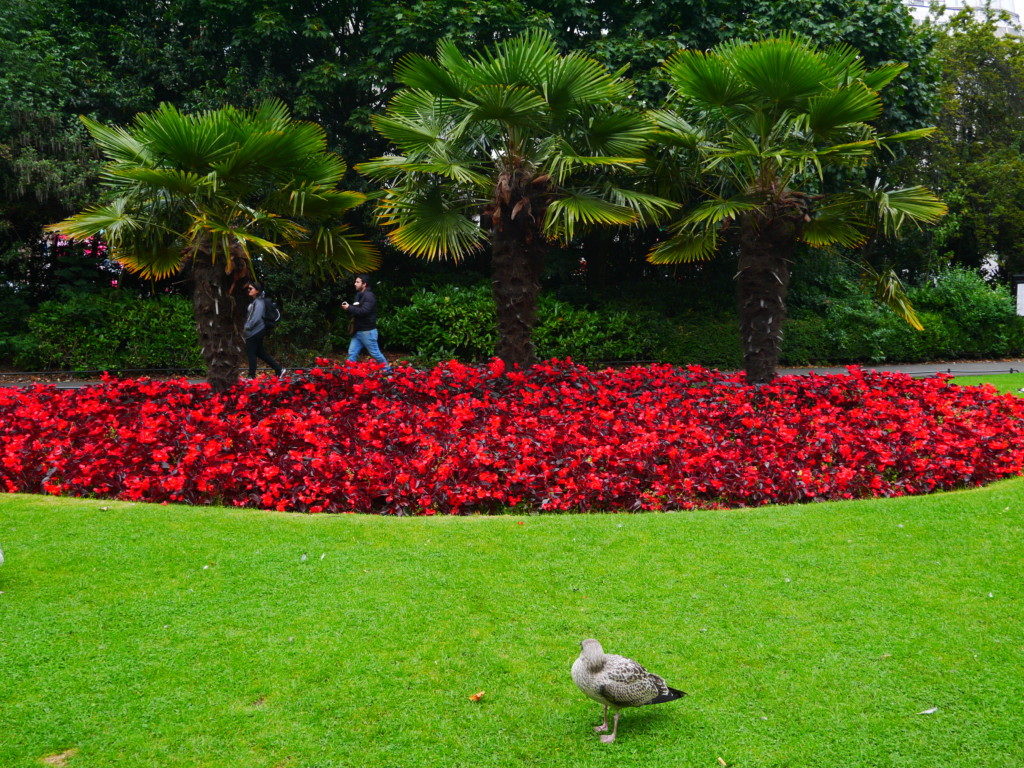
[1,360,1022,514]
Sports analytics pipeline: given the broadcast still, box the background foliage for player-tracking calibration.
[4,1,1024,370]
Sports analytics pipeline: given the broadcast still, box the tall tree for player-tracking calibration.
[49,101,377,391]
[648,35,947,383]
[358,31,672,366]
[894,9,1024,277]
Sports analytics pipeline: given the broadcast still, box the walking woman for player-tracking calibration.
[243,282,285,378]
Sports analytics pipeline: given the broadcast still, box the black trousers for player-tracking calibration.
[245,331,281,376]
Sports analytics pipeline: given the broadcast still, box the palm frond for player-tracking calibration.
[376,190,486,260]
[859,62,907,92]
[275,187,367,218]
[723,35,828,106]
[876,127,938,156]
[606,188,680,224]
[663,50,751,108]
[356,155,412,179]
[860,185,948,237]
[395,53,468,99]
[186,212,288,262]
[862,263,923,331]
[647,225,718,264]
[542,52,631,113]
[681,197,760,227]
[805,83,882,135]
[583,111,656,156]
[801,201,869,248]
[544,192,638,241]
[546,154,644,185]
[48,200,141,241]
[648,109,704,148]
[293,224,382,276]
[370,115,442,155]
[462,84,548,126]
[132,102,234,171]
[112,239,186,280]
[817,43,866,83]
[435,39,476,82]
[80,116,153,166]
[388,88,460,122]
[102,167,210,195]
[475,30,556,88]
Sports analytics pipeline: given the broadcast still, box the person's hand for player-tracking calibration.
[341,302,349,309]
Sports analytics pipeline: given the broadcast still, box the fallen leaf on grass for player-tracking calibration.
[41,748,78,766]
[917,707,938,715]
[468,691,486,702]
[717,758,729,767]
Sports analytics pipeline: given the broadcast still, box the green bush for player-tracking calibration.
[909,268,1022,358]
[377,285,498,362]
[663,317,743,369]
[13,291,203,370]
[378,285,682,363]
[779,269,1024,365]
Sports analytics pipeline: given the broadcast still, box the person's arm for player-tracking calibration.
[244,298,265,334]
[347,291,376,317]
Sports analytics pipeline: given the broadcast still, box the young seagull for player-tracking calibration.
[571,638,686,743]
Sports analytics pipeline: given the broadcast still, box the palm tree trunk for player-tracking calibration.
[489,172,546,368]
[736,210,798,384]
[191,251,244,393]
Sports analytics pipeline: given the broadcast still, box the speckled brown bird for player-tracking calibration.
[571,638,686,743]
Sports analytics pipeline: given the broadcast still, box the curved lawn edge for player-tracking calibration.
[3,474,1024,523]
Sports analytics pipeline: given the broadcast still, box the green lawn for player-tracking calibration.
[952,372,1024,394]
[2,482,1023,768]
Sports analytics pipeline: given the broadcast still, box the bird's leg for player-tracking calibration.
[599,711,620,744]
[593,704,609,733]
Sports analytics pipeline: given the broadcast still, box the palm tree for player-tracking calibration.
[648,35,947,383]
[357,31,674,367]
[50,100,377,392]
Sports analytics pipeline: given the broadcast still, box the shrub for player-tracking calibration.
[780,269,1024,365]
[663,317,743,369]
[377,285,498,361]
[379,284,679,363]
[909,268,1024,358]
[14,291,202,370]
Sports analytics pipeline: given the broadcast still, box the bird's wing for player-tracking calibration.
[597,655,663,707]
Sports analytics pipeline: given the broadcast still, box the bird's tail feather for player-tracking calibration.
[645,686,686,705]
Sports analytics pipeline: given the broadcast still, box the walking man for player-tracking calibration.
[342,275,390,370]
[243,282,285,378]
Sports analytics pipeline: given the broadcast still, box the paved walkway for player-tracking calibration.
[775,360,1024,377]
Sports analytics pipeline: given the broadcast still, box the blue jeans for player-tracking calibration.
[348,329,390,368]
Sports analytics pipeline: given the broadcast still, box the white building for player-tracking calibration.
[903,1,1022,33]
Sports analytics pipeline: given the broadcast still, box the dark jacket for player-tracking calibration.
[346,289,378,332]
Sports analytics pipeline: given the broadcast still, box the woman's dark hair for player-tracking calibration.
[246,280,262,291]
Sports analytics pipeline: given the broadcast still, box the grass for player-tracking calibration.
[2,481,1023,768]
[952,372,1024,394]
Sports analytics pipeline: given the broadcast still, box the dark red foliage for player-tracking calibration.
[1,359,1022,514]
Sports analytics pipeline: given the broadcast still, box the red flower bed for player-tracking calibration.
[1,360,1022,514]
